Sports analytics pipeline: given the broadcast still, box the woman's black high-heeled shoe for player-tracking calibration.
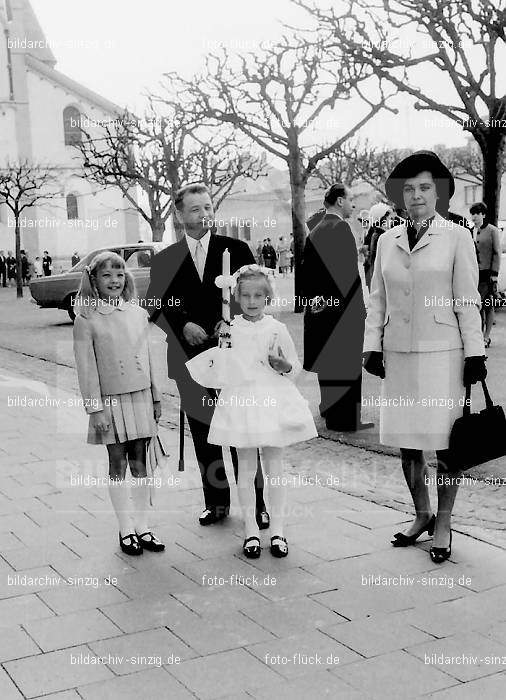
[243,536,261,559]
[270,535,288,558]
[119,532,143,556]
[391,514,436,547]
[430,530,452,564]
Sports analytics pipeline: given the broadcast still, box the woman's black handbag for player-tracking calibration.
[446,380,506,472]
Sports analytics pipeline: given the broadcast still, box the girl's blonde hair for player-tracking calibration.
[74,251,136,317]
[234,267,274,305]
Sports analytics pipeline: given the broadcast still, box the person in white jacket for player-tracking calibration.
[363,151,486,564]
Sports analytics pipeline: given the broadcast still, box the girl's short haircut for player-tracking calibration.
[74,251,136,317]
[234,268,274,304]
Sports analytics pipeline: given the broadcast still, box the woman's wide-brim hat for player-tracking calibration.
[385,150,455,209]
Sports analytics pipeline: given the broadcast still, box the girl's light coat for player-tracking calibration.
[73,300,161,414]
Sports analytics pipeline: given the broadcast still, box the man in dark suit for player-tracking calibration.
[302,183,372,432]
[146,184,268,526]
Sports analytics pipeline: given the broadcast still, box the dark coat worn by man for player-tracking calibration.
[302,213,366,431]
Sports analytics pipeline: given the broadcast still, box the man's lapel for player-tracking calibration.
[176,237,200,285]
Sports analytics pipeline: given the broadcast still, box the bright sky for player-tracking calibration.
[31,0,490,156]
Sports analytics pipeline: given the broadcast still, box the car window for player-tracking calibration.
[125,249,153,269]
[71,248,123,271]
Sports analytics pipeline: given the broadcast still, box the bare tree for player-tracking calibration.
[0,160,59,298]
[75,101,266,242]
[295,0,506,224]
[308,141,358,189]
[169,33,397,309]
[75,110,174,242]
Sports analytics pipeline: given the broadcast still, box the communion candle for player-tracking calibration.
[221,248,231,348]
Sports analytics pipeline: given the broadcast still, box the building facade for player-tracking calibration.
[0,0,140,270]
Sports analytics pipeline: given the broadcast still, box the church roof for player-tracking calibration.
[20,0,57,67]
[26,55,124,116]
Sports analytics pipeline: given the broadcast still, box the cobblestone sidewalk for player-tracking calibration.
[1,369,506,698]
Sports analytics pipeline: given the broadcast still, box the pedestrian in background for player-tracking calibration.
[470,202,501,348]
[42,250,52,276]
[363,203,393,290]
[0,251,6,287]
[276,236,291,277]
[262,238,277,275]
[34,256,43,278]
[6,251,16,286]
[73,251,165,557]
[72,251,81,268]
[20,250,30,286]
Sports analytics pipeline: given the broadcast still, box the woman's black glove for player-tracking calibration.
[463,356,487,385]
[363,351,385,379]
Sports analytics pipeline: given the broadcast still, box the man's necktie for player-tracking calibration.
[194,240,205,281]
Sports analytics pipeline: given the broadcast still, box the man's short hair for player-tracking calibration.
[324,183,347,207]
[469,202,487,217]
[174,183,211,211]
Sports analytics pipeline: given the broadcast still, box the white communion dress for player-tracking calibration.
[187,314,317,448]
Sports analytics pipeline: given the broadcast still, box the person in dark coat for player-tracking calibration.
[6,251,16,286]
[145,183,268,527]
[261,238,277,273]
[71,252,81,268]
[0,251,7,287]
[306,207,326,232]
[20,250,30,285]
[302,183,372,432]
[42,251,52,276]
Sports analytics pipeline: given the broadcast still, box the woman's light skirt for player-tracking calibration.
[380,349,465,450]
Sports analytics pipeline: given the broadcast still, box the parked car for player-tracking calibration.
[29,242,167,321]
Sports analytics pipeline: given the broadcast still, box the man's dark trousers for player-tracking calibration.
[174,356,265,516]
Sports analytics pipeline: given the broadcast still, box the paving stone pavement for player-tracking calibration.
[1,366,506,698]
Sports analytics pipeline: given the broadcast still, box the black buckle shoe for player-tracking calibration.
[391,514,436,547]
[243,536,261,559]
[199,507,229,526]
[430,530,452,564]
[119,532,143,556]
[136,531,165,552]
[270,535,288,558]
[256,510,270,530]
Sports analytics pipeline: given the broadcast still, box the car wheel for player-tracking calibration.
[66,294,76,322]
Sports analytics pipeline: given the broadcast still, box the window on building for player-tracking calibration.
[66,193,79,220]
[464,184,481,205]
[63,106,82,145]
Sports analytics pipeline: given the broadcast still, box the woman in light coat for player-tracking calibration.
[363,151,486,563]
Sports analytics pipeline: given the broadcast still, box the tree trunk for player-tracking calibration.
[288,157,307,313]
[150,219,165,242]
[172,207,185,242]
[476,130,504,226]
[15,219,23,299]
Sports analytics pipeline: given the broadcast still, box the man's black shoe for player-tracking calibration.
[199,507,229,526]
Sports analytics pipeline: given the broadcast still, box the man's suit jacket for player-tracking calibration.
[146,233,255,378]
[364,213,484,356]
[301,213,366,378]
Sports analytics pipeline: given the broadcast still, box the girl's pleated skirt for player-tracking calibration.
[87,387,157,445]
